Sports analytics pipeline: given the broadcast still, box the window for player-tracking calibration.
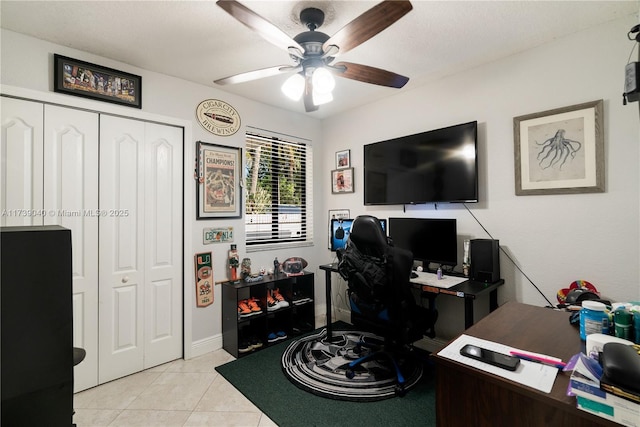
[245,132,313,249]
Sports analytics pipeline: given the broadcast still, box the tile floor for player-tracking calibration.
[72,349,277,427]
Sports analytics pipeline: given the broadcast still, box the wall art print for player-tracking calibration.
[513,100,604,195]
[54,54,141,108]
[196,141,242,219]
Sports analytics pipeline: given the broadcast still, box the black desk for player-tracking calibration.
[319,263,341,341]
[418,277,504,329]
[319,263,504,335]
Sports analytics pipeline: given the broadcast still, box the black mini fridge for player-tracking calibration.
[1,225,74,426]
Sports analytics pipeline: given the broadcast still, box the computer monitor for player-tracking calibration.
[388,217,457,267]
[330,218,386,252]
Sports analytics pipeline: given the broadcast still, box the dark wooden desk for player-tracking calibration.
[433,301,618,427]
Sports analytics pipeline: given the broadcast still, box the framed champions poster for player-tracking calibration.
[196,141,242,219]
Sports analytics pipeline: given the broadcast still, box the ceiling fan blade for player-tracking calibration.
[303,77,318,112]
[217,0,304,57]
[332,62,409,88]
[323,0,412,56]
[214,65,299,85]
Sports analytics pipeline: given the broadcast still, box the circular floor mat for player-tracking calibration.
[281,328,423,401]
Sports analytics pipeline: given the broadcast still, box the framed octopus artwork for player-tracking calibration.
[513,99,604,196]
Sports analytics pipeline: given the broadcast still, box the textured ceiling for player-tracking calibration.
[1,1,638,118]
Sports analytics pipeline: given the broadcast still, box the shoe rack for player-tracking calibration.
[221,272,315,358]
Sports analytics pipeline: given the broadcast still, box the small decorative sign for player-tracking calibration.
[194,252,213,307]
[196,99,241,136]
[203,227,234,244]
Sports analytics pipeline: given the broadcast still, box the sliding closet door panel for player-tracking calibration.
[99,115,145,383]
[143,123,183,368]
[0,97,44,226]
[43,105,99,392]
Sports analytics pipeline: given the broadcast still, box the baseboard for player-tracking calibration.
[335,307,351,323]
[189,334,223,359]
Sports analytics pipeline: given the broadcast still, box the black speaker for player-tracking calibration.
[470,239,500,283]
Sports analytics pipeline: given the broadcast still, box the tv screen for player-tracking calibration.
[388,217,457,267]
[364,121,478,205]
[330,218,386,252]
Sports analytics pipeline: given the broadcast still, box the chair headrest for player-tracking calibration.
[350,215,387,257]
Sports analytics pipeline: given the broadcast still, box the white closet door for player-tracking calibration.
[0,97,44,226]
[43,104,99,392]
[99,116,183,383]
[143,122,183,368]
[99,115,146,383]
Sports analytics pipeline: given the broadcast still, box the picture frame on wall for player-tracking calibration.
[331,168,354,194]
[336,149,351,169]
[53,54,142,109]
[513,99,604,196]
[328,209,350,221]
[328,209,350,249]
[196,141,242,219]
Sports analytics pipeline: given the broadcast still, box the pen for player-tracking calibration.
[509,350,567,369]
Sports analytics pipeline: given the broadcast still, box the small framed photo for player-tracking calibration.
[53,54,142,108]
[336,149,351,169]
[514,99,604,195]
[196,141,242,219]
[329,209,350,221]
[331,168,354,194]
[328,209,350,249]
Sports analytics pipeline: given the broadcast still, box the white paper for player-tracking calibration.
[410,271,468,289]
[437,334,560,393]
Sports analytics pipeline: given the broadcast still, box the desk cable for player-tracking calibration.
[463,204,555,308]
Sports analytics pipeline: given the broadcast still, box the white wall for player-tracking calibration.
[0,29,326,354]
[322,15,640,339]
[2,13,639,349]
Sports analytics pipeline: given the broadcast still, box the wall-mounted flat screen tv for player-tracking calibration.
[364,121,478,205]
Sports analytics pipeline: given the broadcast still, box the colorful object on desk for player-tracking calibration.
[580,301,610,340]
[509,350,567,369]
[557,280,599,304]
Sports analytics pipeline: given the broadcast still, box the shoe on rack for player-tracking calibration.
[267,331,287,343]
[237,300,252,317]
[238,339,252,353]
[266,291,279,312]
[272,288,290,308]
[250,336,263,350]
[267,332,279,343]
[292,290,312,305]
[247,297,262,313]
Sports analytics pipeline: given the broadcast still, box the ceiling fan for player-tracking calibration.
[214,0,412,112]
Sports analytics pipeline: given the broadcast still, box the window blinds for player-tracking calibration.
[245,132,313,248]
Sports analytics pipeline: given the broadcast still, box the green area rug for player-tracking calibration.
[215,325,437,427]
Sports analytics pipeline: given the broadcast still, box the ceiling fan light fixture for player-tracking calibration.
[311,67,335,94]
[312,89,333,106]
[281,73,305,101]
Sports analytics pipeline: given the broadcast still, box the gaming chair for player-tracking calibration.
[337,215,437,396]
